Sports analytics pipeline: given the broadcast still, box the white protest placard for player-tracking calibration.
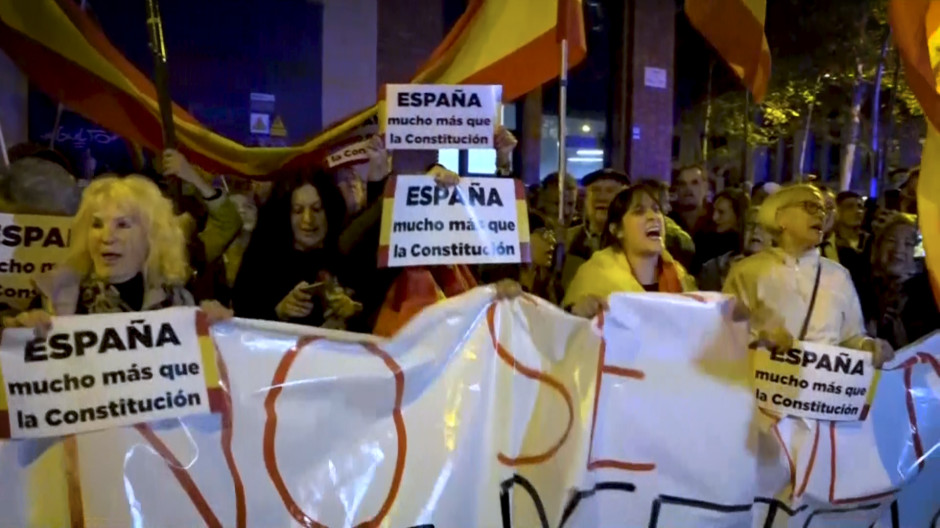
[752,340,878,421]
[378,175,529,267]
[384,84,501,150]
[326,138,371,168]
[0,213,72,310]
[0,307,220,439]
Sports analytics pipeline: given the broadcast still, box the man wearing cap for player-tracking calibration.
[560,168,630,288]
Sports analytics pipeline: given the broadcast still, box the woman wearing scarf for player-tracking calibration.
[563,181,696,319]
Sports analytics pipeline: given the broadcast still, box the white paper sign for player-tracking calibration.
[0,213,72,310]
[378,175,528,267]
[752,341,877,421]
[644,66,667,89]
[0,307,218,438]
[326,139,371,168]
[384,84,501,150]
[250,112,270,135]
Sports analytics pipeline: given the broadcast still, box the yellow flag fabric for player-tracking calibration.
[0,0,585,177]
[889,0,940,309]
[685,0,771,103]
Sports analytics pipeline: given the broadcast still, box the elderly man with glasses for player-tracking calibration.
[723,184,894,368]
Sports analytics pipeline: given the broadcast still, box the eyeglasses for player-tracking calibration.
[784,200,826,216]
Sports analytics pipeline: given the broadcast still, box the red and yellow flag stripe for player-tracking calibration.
[685,0,771,103]
[0,0,585,178]
[889,0,940,309]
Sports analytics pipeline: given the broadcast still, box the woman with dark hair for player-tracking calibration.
[562,181,696,318]
[697,205,769,291]
[697,188,750,268]
[232,168,360,328]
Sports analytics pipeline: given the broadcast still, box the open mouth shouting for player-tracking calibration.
[645,224,663,242]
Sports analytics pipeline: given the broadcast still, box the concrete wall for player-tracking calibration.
[376,0,444,171]
[628,0,675,181]
[320,0,378,128]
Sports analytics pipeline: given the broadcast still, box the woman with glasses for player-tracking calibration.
[723,184,895,367]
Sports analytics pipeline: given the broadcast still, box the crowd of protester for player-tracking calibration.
[0,130,936,367]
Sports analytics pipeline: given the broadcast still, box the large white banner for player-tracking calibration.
[0,289,936,527]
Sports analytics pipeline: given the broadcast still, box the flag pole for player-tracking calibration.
[50,0,88,151]
[144,0,180,203]
[558,39,568,227]
[0,113,10,169]
[554,37,569,277]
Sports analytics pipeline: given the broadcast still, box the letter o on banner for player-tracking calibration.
[261,336,408,527]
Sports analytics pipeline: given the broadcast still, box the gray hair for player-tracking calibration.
[0,157,80,216]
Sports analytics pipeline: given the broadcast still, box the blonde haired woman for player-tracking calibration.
[5,175,230,332]
[723,184,894,366]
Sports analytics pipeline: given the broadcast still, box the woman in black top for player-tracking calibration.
[233,168,360,328]
[859,213,940,349]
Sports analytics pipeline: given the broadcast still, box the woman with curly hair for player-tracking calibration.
[4,175,230,332]
[232,167,361,329]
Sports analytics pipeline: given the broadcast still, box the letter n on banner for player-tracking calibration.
[515,180,531,263]
[377,176,398,268]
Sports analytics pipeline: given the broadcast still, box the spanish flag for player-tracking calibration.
[0,0,585,178]
[890,0,940,309]
[685,0,771,103]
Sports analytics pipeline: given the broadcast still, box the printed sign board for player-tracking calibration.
[0,308,221,438]
[644,66,668,89]
[384,84,501,150]
[378,175,529,267]
[327,138,371,168]
[250,112,270,135]
[0,213,72,310]
[752,341,879,421]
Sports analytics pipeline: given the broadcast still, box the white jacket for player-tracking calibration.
[723,247,868,348]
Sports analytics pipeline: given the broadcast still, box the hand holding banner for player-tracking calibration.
[0,293,936,526]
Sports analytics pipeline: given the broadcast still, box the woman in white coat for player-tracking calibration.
[723,184,894,366]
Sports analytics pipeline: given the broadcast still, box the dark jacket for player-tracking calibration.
[336,178,400,332]
[232,246,338,326]
[860,272,940,349]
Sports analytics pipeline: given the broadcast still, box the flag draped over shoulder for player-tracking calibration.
[685,0,771,103]
[0,0,586,178]
[889,0,940,310]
